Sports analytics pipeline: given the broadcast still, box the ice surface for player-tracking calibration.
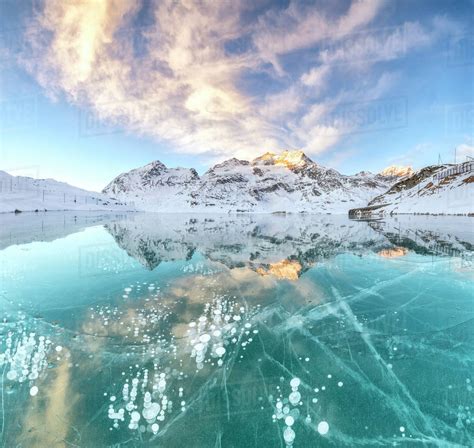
[0,212,472,447]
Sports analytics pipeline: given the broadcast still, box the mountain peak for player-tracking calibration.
[379,165,414,177]
[212,158,250,170]
[252,150,314,168]
[143,160,167,172]
[355,171,374,177]
[252,152,277,165]
[274,150,313,168]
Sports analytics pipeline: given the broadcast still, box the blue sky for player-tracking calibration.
[1,0,473,191]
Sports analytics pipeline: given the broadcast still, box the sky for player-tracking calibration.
[0,0,473,192]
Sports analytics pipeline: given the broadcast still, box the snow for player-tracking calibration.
[364,163,473,215]
[3,152,471,216]
[379,165,414,177]
[0,170,134,213]
[102,151,395,214]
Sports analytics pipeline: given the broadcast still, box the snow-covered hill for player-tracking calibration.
[0,170,134,213]
[103,150,398,213]
[349,162,474,217]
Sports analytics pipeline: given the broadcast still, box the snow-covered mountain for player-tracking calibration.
[0,170,133,213]
[103,150,397,213]
[349,162,474,217]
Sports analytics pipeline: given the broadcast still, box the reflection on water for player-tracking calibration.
[378,247,409,258]
[0,213,472,447]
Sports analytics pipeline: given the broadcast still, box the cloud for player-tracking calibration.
[252,0,384,73]
[300,65,330,90]
[16,0,462,161]
[456,144,474,161]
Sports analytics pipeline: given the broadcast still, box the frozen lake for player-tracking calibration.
[0,212,472,447]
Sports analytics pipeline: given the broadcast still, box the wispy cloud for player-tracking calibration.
[16,0,462,161]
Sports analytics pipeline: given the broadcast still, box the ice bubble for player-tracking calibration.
[199,334,211,343]
[151,423,159,434]
[55,345,63,352]
[399,426,405,433]
[143,403,160,420]
[285,416,295,426]
[317,421,329,435]
[283,427,295,444]
[290,378,300,388]
[6,370,17,380]
[131,411,141,422]
[215,347,226,357]
[194,343,205,352]
[338,382,343,387]
[29,386,39,396]
[288,391,301,405]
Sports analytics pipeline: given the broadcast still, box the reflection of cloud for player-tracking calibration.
[378,247,409,258]
[257,259,302,281]
[19,354,78,447]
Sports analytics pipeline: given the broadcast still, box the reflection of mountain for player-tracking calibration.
[368,215,474,258]
[104,214,473,277]
[104,214,385,276]
[105,220,196,270]
[0,211,128,250]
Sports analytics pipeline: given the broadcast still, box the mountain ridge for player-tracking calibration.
[102,150,406,214]
[349,161,474,217]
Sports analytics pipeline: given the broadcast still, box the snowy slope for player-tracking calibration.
[350,162,474,216]
[103,150,397,214]
[0,170,134,213]
[103,161,200,212]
